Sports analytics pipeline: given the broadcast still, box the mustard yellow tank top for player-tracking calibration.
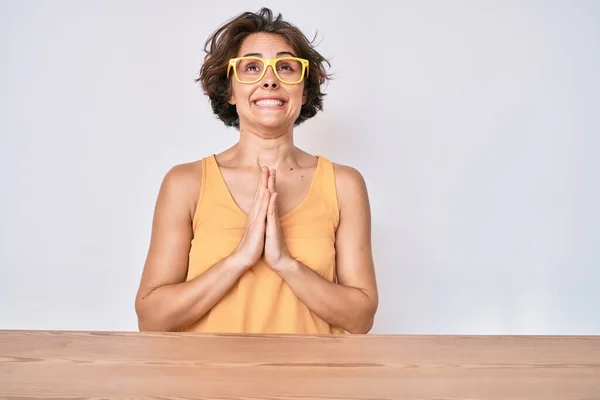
[183,154,344,334]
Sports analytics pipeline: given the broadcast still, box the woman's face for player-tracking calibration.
[228,33,306,134]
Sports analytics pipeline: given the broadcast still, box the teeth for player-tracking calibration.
[255,99,284,107]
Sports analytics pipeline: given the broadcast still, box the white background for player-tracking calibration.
[1,0,598,334]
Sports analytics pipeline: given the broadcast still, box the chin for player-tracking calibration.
[239,113,298,134]
[254,118,292,131]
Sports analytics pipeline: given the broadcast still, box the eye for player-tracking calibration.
[277,62,295,72]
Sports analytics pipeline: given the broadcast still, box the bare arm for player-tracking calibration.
[134,163,251,332]
[275,165,378,334]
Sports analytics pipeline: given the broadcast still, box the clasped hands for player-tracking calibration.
[231,167,295,272]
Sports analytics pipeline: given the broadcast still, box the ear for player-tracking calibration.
[226,80,237,105]
[302,90,307,105]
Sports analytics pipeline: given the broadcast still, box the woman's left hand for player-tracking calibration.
[264,169,294,272]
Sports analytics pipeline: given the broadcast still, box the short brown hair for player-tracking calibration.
[197,7,331,129]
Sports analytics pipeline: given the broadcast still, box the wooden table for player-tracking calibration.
[1,330,599,399]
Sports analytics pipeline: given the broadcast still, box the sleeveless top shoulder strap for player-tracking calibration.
[286,155,340,230]
[316,156,340,230]
[192,154,231,231]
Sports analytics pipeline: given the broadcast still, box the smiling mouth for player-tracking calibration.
[253,99,286,108]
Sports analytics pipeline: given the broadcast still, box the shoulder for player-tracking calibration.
[331,161,370,214]
[161,160,203,189]
[155,159,204,219]
[332,161,369,197]
[332,162,367,187]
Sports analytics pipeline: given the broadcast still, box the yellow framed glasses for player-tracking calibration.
[227,56,309,85]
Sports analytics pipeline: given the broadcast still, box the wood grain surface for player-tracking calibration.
[1,330,599,399]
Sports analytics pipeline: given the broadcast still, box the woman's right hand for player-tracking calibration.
[230,166,272,269]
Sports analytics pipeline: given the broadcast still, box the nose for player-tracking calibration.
[261,66,279,89]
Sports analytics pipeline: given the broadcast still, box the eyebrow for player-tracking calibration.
[242,51,297,58]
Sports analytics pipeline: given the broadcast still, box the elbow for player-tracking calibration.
[136,312,156,332]
[136,312,173,332]
[134,298,151,331]
[346,291,378,334]
[349,294,378,334]
[347,315,374,334]
[346,303,377,334]
[135,306,156,332]
[137,319,152,332]
[138,321,166,332]
[135,298,172,332]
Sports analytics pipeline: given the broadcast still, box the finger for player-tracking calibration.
[250,188,269,230]
[276,197,284,237]
[255,165,268,190]
[249,167,269,220]
[255,167,269,196]
[258,187,271,219]
[266,193,278,240]
[251,168,263,206]
[267,169,275,193]
[271,192,283,235]
[267,192,278,218]
[249,182,266,222]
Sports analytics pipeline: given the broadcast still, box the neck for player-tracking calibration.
[233,125,298,169]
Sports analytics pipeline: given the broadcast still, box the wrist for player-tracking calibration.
[273,256,299,274]
[226,252,253,272]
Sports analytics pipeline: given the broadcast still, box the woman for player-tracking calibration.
[134,8,378,334]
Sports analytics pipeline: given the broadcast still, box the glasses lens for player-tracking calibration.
[275,58,304,83]
[235,57,265,83]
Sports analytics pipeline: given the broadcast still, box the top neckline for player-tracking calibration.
[209,154,322,220]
